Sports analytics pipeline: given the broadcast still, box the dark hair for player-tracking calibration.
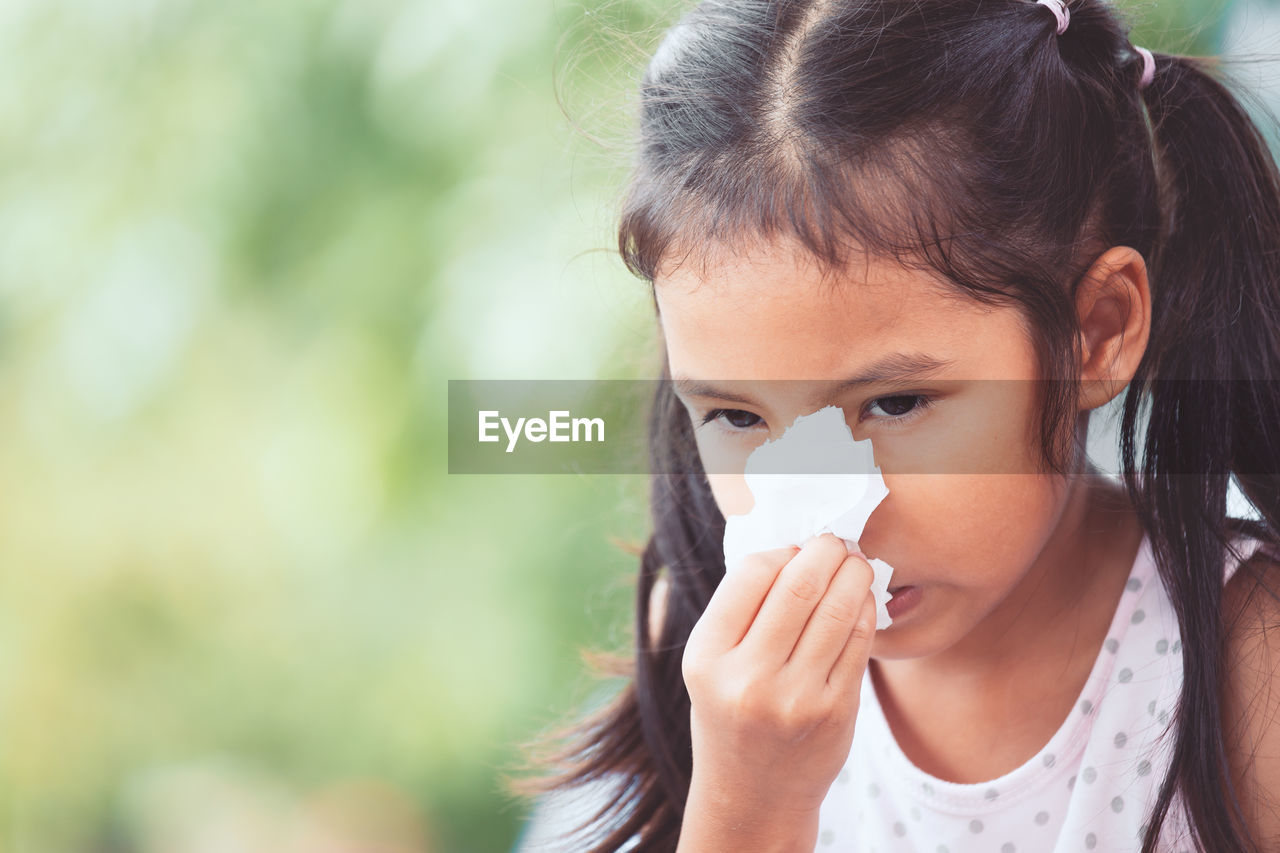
[515,0,1280,850]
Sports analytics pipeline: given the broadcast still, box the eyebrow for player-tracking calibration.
[672,352,954,407]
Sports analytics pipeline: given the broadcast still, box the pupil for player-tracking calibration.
[879,396,916,416]
[725,410,758,428]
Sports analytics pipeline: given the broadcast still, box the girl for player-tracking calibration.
[515,0,1280,850]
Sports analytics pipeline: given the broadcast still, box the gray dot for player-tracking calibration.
[1002,844,1015,853]
[970,819,984,833]
[910,805,921,821]
[1172,639,1182,653]
[1080,699,1094,715]
[1156,639,1169,655]
[1159,709,1170,725]
[1148,700,1157,715]
[1118,667,1133,683]
[868,782,880,798]
[1137,759,1152,776]
[1127,577,1142,591]
[820,828,835,845]
[984,787,999,801]
[937,847,949,853]
[1035,810,1050,825]
[1105,638,1119,653]
[1083,766,1098,784]
[893,821,907,837]
[1086,833,1097,850]
[1115,731,1128,748]
[1043,752,1056,768]
[922,782,935,797]
[1132,609,1146,624]
[1068,774,1077,789]
[838,768,851,784]
[1112,795,1125,813]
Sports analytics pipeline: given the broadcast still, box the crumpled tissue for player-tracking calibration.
[721,405,896,629]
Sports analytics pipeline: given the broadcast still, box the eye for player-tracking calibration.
[699,408,764,431]
[864,394,933,422]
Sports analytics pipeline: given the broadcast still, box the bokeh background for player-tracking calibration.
[2,0,1277,851]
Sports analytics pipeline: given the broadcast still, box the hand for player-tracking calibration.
[677,533,877,851]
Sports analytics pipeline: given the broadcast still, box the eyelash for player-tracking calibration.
[699,394,935,433]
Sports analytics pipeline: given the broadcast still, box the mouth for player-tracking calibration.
[887,584,913,595]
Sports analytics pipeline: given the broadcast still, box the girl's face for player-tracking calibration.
[654,243,1078,661]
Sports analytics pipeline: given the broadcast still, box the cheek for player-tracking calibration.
[690,419,764,518]
[706,472,754,518]
[861,474,1065,581]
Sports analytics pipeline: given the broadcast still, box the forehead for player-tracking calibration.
[654,243,1022,380]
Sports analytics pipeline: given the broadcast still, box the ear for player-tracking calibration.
[1075,246,1151,411]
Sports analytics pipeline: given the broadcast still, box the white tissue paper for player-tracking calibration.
[721,405,897,629]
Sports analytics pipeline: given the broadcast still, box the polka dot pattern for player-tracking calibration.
[805,533,1275,853]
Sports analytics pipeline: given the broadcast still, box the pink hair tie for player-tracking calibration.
[1036,0,1070,35]
[1134,44,1155,89]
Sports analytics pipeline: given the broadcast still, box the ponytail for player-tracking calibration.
[1120,51,1280,853]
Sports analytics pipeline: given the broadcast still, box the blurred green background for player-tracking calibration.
[0,0,1273,851]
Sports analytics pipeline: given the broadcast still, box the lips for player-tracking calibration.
[887,584,912,594]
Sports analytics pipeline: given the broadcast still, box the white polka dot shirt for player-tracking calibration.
[815,531,1275,852]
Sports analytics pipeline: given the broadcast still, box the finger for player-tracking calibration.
[786,552,874,673]
[693,545,798,652]
[827,593,877,692]
[740,533,849,667]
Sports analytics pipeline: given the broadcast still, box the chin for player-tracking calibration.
[868,626,948,661]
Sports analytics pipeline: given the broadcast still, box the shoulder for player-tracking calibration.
[1221,546,1280,848]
